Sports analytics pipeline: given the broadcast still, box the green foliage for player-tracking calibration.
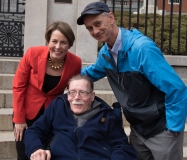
[98,11,187,55]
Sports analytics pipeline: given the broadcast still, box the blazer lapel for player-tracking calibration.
[38,49,48,90]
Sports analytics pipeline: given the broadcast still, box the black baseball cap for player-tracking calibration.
[77,2,110,25]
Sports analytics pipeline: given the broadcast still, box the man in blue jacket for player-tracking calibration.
[24,74,136,160]
[77,2,187,160]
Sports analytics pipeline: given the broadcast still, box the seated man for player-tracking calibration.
[24,74,137,160]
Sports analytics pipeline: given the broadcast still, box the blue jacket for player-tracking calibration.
[81,28,187,137]
[24,94,137,160]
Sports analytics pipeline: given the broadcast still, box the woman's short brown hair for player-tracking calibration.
[45,21,75,47]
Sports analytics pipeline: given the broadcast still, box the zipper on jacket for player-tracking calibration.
[117,50,126,90]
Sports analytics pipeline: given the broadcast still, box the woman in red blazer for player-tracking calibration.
[12,21,82,160]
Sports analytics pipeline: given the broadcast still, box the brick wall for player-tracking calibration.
[157,0,187,13]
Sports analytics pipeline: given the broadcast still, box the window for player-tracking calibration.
[54,0,72,3]
[169,0,179,4]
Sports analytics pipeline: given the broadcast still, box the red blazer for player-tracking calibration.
[12,46,81,123]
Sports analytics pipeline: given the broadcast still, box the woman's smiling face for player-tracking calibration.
[48,30,70,60]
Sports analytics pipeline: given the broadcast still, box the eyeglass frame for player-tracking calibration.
[67,90,92,98]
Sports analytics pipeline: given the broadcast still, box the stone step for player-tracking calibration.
[0,159,16,160]
[185,146,187,160]
[0,57,187,79]
[0,126,130,160]
[0,74,112,90]
[0,90,116,109]
[0,58,187,90]
[0,58,20,74]
[1,60,187,80]
[0,131,16,159]
[0,108,13,131]
[1,72,187,91]
[0,74,14,90]
[0,129,187,159]
[1,106,187,143]
[0,127,132,159]
[83,60,187,80]
[0,107,128,132]
[0,90,12,108]
[0,90,119,131]
[1,56,187,74]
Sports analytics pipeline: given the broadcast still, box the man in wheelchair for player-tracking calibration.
[24,74,136,160]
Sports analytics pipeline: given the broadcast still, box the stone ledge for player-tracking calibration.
[0,90,12,108]
[0,131,14,142]
[83,56,187,67]
[164,55,187,66]
[184,146,187,160]
[0,108,13,131]
[0,90,117,108]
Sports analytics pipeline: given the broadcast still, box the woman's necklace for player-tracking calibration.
[48,57,64,70]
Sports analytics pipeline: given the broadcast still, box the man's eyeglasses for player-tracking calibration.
[67,90,92,98]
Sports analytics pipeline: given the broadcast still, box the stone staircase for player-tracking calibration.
[0,58,187,159]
